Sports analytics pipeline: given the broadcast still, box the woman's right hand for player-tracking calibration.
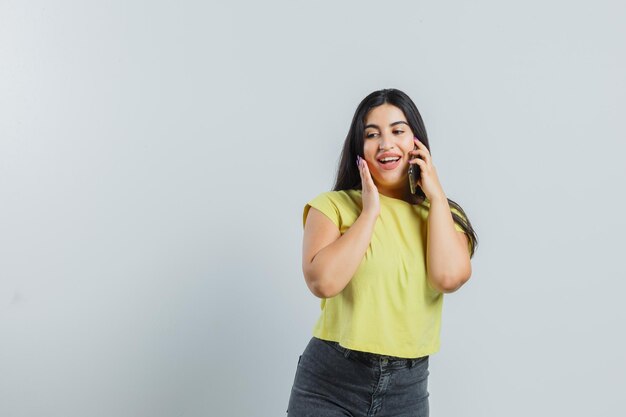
[357,155,380,219]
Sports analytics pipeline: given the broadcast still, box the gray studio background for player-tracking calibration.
[1,1,625,416]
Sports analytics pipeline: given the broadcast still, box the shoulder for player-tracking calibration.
[308,189,360,206]
[303,189,361,228]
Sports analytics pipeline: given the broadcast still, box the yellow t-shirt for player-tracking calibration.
[302,189,468,358]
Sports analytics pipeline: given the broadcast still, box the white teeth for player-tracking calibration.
[379,157,400,162]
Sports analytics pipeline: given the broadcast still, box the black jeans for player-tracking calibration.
[287,337,430,416]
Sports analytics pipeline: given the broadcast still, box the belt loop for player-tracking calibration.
[341,344,351,358]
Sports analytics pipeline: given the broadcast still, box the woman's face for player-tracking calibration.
[362,103,415,193]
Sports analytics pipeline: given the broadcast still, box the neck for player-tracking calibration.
[376,183,414,203]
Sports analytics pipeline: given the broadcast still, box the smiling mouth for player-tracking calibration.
[377,157,401,164]
[376,157,402,170]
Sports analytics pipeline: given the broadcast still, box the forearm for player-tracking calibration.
[309,211,378,298]
[426,196,471,292]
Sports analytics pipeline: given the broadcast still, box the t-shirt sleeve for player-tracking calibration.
[450,206,472,254]
[303,192,341,229]
[450,206,467,232]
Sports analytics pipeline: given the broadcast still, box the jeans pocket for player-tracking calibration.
[318,338,351,358]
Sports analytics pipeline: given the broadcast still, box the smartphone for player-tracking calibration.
[408,144,420,194]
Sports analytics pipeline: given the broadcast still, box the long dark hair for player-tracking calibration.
[332,88,478,257]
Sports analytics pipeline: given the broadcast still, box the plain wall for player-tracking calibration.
[1,0,625,416]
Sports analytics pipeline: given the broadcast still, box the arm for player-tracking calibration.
[302,207,378,298]
[426,196,472,293]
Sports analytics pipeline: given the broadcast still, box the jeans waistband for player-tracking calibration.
[317,337,427,367]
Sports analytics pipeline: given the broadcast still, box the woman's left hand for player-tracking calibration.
[409,137,446,201]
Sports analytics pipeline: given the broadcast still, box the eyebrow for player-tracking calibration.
[364,121,409,130]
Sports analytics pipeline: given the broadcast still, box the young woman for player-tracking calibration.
[286,88,478,417]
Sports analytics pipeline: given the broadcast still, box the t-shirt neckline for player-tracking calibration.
[355,189,423,206]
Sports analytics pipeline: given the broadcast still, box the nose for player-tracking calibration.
[379,132,395,150]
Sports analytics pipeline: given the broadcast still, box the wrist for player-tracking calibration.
[360,209,380,222]
[428,194,448,205]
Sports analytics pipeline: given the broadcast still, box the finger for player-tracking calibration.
[411,142,430,155]
[361,159,374,184]
[409,149,428,157]
[357,156,365,176]
[357,156,371,183]
[409,157,426,166]
[362,161,378,190]
[357,156,364,177]
[414,137,431,155]
[409,151,430,164]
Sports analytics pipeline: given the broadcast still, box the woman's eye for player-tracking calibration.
[366,133,378,138]
[394,130,404,134]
